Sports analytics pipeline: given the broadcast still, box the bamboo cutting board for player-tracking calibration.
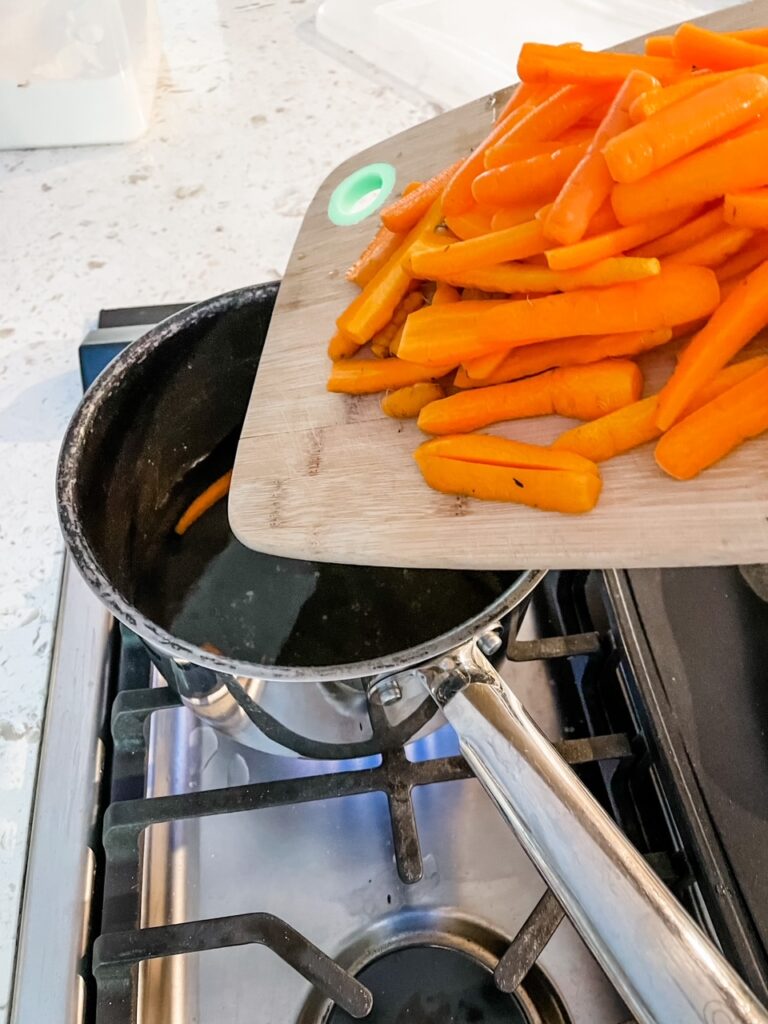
[230,2,768,569]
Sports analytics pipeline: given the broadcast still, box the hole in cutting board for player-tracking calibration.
[328,162,396,225]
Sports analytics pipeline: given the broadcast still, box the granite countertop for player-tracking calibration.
[0,0,431,1013]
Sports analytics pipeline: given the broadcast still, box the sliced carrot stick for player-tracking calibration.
[381,382,445,418]
[715,232,768,280]
[655,363,768,479]
[724,189,768,229]
[673,23,768,71]
[432,281,461,305]
[667,225,754,267]
[453,328,672,388]
[644,35,675,58]
[553,355,768,462]
[444,206,497,240]
[408,219,547,277]
[397,265,719,366]
[175,472,232,536]
[611,128,768,226]
[337,199,442,344]
[603,73,768,185]
[656,258,768,429]
[345,225,403,288]
[629,72,725,121]
[414,434,602,512]
[424,255,660,294]
[492,203,549,231]
[462,349,511,381]
[417,359,642,435]
[327,330,359,361]
[380,161,462,233]
[472,141,589,207]
[546,206,696,269]
[544,70,658,246]
[517,43,682,86]
[630,205,723,258]
[327,356,453,395]
[484,130,594,169]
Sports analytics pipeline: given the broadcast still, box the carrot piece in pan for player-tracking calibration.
[417,359,642,435]
[544,70,658,246]
[413,434,602,513]
[656,258,768,430]
[380,162,462,233]
[655,363,768,479]
[453,328,672,388]
[672,23,768,71]
[175,472,232,536]
[553,355,768,462]
[517,43,682,86]
[611,129,768,226]
[603,73,768,185]
[397,265,719,367]
[724,189,768,229]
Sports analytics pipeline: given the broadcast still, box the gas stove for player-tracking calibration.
[9,303,768,1024]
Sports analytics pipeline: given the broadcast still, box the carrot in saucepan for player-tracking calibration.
[472,141,588,207]
[453,328,672,388]
[414,434,602,513]
[553,355,768,462]
[380,162,461,233]
[544,70,658,246]
[517,43,682,86]
[175,472,232,536]
[611,128,768,226]
[656,258,768,430]
[655,364,768,479]
[417,359,642,435]
[603,73,768,185]
[724,189,768,229]
[672,23,768,71]
[397,265,719,367]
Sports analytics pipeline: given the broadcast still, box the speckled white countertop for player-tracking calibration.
[0,1,431,1013]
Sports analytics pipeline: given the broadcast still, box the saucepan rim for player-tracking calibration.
[57,283,547,683]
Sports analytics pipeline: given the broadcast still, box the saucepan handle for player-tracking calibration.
[417,641,768,1024]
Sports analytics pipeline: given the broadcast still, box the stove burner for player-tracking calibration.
[327,946,530,1024]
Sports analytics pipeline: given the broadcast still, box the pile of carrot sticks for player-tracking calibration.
[328,23,768,514]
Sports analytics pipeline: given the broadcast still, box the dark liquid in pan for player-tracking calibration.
[135,499,519,667]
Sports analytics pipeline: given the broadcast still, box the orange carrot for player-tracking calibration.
[603,73,768,185]
[414,434,602,512]
[408,219,546,277]
[380,162,462,233]
[546,206,696,270]
[544,70,658,246]
[327,330,359,361]
[655,363,768,479]
[715,232,768,280]
[453,328,672,388]
[611,128,768,226]
[724,189,768,229]
[417,359,642,435]
[472,141,589,207]
[462,349,511,382]
[381,382,445,418]
[667,225,754,267]
[644,35,675,58]
[630,205,723,258]
[629,72,725,121]
[397,265,719,367]
[656,258,768,429]
[337,199,442,344]
[673,23,768,71]
[345,225,403,288]
[517,43,682,86]
[432,281,461,305]
[422,255,659,295]
[444,206,497,240]
[491,204,548,231]
[553,355,768,462]
[175,472,232,536]
[484,131,593,169]
[327,356,453,395]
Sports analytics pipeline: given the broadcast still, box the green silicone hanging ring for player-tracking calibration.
[327,162,397,226]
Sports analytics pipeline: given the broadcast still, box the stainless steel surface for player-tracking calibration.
[423,642,768,1024]
[137,606,629,1023]
[10,559,113,1024]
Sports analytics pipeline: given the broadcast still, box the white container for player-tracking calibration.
[0,0,161,149]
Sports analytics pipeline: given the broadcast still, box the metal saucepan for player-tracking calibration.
[57,283,767,1024]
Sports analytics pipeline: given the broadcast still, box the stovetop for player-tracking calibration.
[9,301,768,1024]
